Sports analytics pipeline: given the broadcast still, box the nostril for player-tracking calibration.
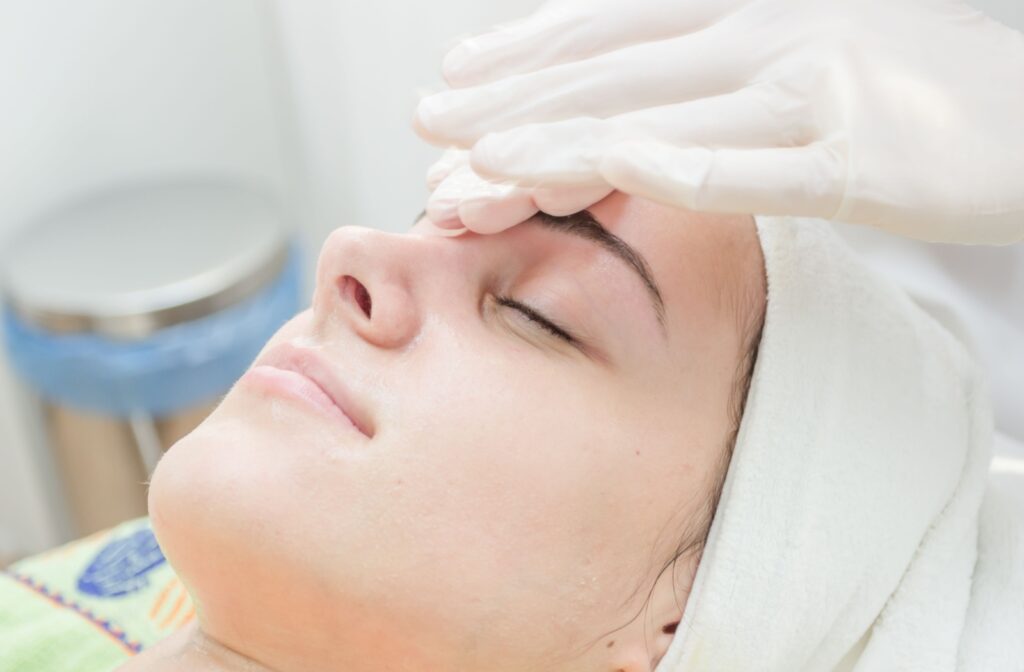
[344,275,372,318]
[355,282,372,318]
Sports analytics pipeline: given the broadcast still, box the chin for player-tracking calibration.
[149,407,280,566]
[148,394,354,592]
[145,411,399,668]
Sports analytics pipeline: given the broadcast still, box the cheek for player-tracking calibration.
[149,311,301,549]
[373,348,651,616]
[148,319,675,658]
[148,395,351,589]
[150,308,338,556]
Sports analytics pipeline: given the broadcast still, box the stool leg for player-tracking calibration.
[154,399,220,450]
[128,410,164,477]
[46,404,148,537]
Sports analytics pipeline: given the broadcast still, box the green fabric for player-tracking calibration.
[0,517,190,672]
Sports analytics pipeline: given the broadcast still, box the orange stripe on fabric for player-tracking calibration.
[149,578,178,620]
[176,605,196,630]
[159,589,186,629]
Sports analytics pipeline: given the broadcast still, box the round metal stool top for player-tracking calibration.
[1,181,290,340]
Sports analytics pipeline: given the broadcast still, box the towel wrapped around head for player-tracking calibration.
[657,216,1023,671]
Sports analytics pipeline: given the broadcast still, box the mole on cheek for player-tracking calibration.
[606,640,615,648]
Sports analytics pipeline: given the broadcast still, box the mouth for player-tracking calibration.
[245,341,374,438]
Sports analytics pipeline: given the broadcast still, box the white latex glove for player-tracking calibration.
[425,148,611,233]
[415,0,1024,244]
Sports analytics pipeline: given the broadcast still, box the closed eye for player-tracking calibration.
[494,295,577,345]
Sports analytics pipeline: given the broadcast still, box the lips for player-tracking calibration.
[252,342,374,438]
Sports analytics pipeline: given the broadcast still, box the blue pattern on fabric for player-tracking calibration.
[77,529,167,598]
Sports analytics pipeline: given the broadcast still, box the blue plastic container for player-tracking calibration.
[1,181,303,417]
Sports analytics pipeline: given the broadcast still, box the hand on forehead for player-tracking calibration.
[423,148,613,235]
[415,191,765,435]
[418,190,761,345]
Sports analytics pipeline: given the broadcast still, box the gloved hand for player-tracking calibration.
[425,148,611,233]
[415,0,1024,244]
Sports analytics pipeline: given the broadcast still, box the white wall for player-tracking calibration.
[973,0,1023,27]
[272,0,543,239]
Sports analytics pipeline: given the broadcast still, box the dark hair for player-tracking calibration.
[655,277,766,635]
[680,287,765,563]
[572,275,767,658]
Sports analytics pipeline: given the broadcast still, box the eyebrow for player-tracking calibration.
[531,210,666,333]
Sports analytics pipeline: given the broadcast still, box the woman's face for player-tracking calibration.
[149,193,764,672]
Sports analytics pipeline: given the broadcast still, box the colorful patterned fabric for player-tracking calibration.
[0,517,190,671]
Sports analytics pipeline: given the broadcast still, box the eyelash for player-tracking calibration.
[494,295,577,345]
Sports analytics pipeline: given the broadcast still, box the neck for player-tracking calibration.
[115,621,277,672]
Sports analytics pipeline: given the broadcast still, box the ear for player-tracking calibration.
[604,617,684,672]
[606,555,696,672]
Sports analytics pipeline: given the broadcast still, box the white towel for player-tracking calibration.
[657,217,1024,672]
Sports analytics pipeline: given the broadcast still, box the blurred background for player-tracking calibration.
[0,0,1020,563]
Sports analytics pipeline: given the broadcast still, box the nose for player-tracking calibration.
[312,226,431,350]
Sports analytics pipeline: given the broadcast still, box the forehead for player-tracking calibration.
[586,193,762,337]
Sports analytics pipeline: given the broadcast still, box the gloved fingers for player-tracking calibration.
[427,163,539,234]
[416,27,751,147]
[427,169,609,234]
[457,186,612,233]
[426,162,493,224]
[427,214,469,231]
[620,85,816,149]
[469,118,614,186]
[599,141,845,217]
[530,185,615,216]
[426,148,469,190]
[469,85,813,185]
[413,216,469,237]
[442,0,743,88]
[442,7,579,88]
[457,194,540,235]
